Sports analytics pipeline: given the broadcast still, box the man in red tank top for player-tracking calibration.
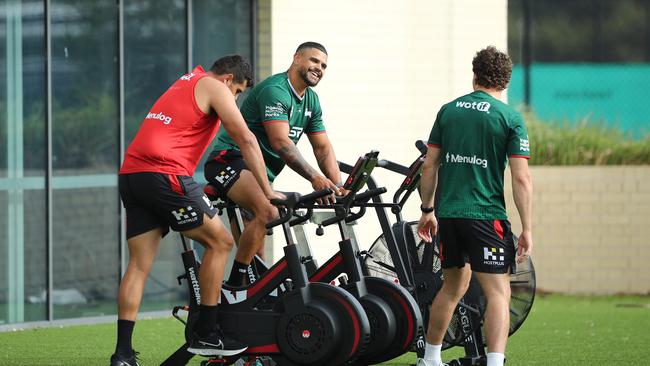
[111,55,281,366]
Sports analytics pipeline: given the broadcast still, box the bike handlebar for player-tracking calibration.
[415,139,427,154]
[354,187,387,203]
[266,189,334,229]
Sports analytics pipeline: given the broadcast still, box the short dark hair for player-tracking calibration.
[472,46,512,90]
[296,41,328,56]
[209,54,254,87]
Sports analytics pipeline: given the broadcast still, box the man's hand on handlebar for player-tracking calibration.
[266,190,286,202]
[338,187,351,197]
[309,175,341,204]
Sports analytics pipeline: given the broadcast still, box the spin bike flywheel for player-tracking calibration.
[356,276,423,365]
[272,282,370,366]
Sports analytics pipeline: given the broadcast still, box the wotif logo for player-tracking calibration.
[146,111,173,125]
[456,100,491,113]
[446,152,488,168]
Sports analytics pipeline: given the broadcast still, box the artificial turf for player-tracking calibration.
[1,294,649,365]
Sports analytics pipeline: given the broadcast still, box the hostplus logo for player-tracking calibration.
[483,247,505,266]
[171,206,198,225]
[446,152,488,168]
[214,166,236,185]
[455,100,491,113]
[146,112,173,125]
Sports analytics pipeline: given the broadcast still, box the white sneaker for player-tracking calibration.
[416,359,448,366]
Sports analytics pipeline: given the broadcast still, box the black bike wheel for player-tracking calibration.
[273,282,370,366]
[345,289,397,361]
[359,277,423,365]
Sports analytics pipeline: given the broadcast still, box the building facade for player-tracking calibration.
[1,0,256,327]
[1,0,509,327]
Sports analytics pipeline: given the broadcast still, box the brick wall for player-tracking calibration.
[504,166,650,294]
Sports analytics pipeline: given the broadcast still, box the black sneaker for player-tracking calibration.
[110,349,140,366]
[187,328,248,356]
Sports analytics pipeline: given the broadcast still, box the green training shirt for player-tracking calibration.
[208,72,325,182]
[428,90,530,219]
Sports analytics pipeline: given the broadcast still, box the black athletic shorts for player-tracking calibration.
[119,172,217,239]
[204,149,248,198]
[438,218,515,274]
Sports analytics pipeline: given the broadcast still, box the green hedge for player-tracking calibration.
[526,114,650,165]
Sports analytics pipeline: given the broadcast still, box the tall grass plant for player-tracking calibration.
[525,114,650,165]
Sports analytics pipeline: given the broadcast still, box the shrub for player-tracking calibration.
[525,114,650,165]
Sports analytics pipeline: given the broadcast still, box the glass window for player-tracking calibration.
[192,0,254,180]
[123,0,188,310]
[192,0,253,68]
[0,0,47,325]
[124,0,186,145]
[508,0,650,135]
[2,0,256,325]
[0,1,7,178]
[509,0,650,64]
[51,0,120,319]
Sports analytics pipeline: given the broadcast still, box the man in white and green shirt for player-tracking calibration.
[416,46,534,366]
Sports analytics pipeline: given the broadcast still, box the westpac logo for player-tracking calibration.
[171,206,198,224]
[446,152,488,168]
[146,112,173,125]
[456,100,491,113]
[483,247,505,266]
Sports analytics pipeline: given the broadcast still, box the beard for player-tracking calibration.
[300,67,321,87]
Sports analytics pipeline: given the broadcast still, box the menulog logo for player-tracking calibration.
[446,152,488,168]
[146,112,173,125]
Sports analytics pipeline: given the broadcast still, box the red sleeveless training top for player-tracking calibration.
[120,65,221,176]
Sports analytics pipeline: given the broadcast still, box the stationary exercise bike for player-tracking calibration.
[161,189,371,366]
[286,151,423,365]
[212,151,422,365]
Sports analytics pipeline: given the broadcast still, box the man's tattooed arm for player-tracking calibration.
[277,142,319,181]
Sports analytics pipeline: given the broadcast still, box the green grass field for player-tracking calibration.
[1,294,649,365]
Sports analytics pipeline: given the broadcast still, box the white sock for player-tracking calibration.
[423,343,442,364]
[487,352,505,366]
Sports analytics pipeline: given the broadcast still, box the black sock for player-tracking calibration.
[115,319,135,355]
[227,260,249,286]
[196,304,218,336]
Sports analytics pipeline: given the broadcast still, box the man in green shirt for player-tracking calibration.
[205,42,343,286]
[416,46,534,366]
